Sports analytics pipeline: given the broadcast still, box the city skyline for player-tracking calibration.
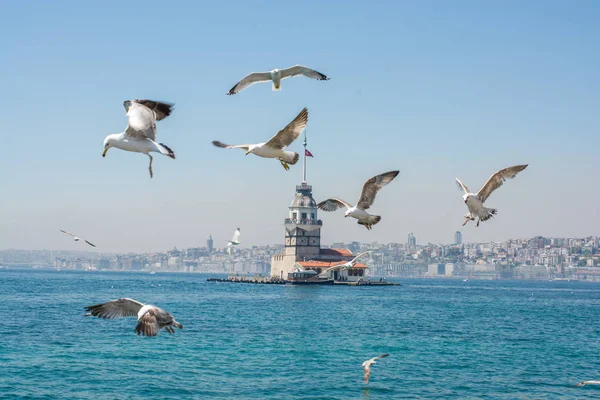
[1,1,599,252]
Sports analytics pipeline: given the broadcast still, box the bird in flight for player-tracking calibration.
[59,230,96,248]
[456,164,528,227]
[227,65,329,95]
[228,228,241,246]
[85,298,183,336]
[362,354,389,384]
[102,99,176,178]
[212,107,308,171]
[317,171,399,230]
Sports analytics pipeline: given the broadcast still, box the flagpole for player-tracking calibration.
[302,130,307,184]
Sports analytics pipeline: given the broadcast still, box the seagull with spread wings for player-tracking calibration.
[212,107,308,170]
[362,354,389,384]
[227,65,329,95]
[59,230,96,248]
[84,298,183,337]
[228,228,241,246]
[317,171,399,230]
[456,164,528,227]
[102,100,176,178]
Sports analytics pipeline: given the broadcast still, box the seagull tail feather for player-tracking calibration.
[272,82,281,91]
[480,207,497,222]
[158,143,176,159]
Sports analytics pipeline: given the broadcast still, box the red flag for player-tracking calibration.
[305,149,314,157]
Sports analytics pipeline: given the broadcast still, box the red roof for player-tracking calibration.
[320,248,353,257]
[298,261,368,269]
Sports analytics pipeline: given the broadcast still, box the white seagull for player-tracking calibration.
[60,230,96,248]
[102,99,176,178]
[575,380,600,387]
[227,65,329,95]
[317,171,400,230]
[212,107,308,171]
[84,298,183,337]
[362,354,389,384]
[456,164,528,227]
[228,228,241,246]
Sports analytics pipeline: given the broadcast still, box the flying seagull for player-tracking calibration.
[228,228,241,246]
[60,230,96,248]
[456,164,528,227]
[212,107,308,171]
[575,381,600,387]
[317,171,399,230]
[102,100,176,178]
[227,65,329,95]
[84,298,183,336]
[362,354,389,384]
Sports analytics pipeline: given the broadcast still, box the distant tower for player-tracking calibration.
[408,233,416,246]
[284,183,322,260]
[455,230,462,245]
[207,234,214,253]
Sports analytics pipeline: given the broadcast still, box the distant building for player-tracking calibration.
[207,234,214,253]
[408,233,416,246]
[455,231,462,245]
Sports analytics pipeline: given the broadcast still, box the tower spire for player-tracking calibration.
[302,130,307,183]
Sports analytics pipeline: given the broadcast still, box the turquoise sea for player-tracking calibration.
[1,269,600,399]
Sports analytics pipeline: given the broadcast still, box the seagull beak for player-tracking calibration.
[245,150,251,156]
[102,148,108,157]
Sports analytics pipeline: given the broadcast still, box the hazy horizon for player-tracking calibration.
[1,1,598,253]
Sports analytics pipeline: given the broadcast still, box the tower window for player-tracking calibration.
[301,213,307,220]
[311,213,315,220]
[292,212,297,220]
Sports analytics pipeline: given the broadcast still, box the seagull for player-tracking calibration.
[227,65,329,95]
[228,228,241,246]
[575,381,600,387]
[362,354,389,384]
[60,230,96,248]
[84,298,183,337]
[317,171,399,230]
[456,164,528,227]
[102,100,176,178]
[212,107,308,171]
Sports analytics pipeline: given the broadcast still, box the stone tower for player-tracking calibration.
[284,183,322,259]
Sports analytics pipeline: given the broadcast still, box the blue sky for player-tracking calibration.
[1,1,598,252]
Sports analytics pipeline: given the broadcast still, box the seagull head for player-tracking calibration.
[344,210,350,218]
[102,134,118,157]
[462,193,470,204]
[123,100,132,111]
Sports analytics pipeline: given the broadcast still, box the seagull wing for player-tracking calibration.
[280,65,329,81]
[357,171,400,210]
[317,198,353,212]
[84,240,96,248]
[476,164,528,203]
[132,100,174,121]
[231,228,241,243]
[60,229,76,238]
[227,72,272,95]
[455,178,470,194]
[364,353,390,365]
[264,108,308,150]
[134,307,161,336]
[212,141,251,151]
[84,298,144,319]
[350,251,372,264]
[124,101,158,140]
